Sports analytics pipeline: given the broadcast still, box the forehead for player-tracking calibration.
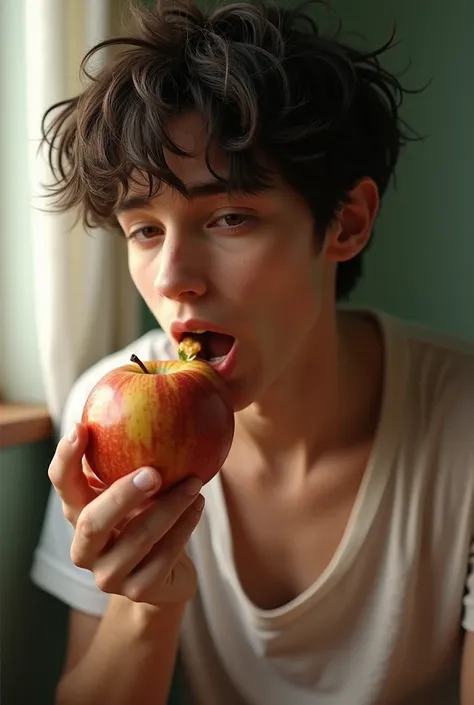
[120,112,232,205]
[164,112,229,187]
[119,111,281,208]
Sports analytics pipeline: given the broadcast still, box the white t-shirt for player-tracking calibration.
[31,311,474,705]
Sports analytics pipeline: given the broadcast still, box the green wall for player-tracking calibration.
[332,0,474,340]
[1,441,68,705]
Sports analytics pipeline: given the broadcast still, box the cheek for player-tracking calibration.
[286,260,325,328]
[128,250,155,301]
[241,242,324,336]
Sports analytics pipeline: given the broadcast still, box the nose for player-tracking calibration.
[154,230,208,301]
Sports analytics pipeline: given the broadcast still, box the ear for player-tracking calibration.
[323,178,379,262]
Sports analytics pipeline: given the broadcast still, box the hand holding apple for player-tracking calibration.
[81,353,235,493]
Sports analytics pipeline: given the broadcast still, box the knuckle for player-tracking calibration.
[62,502,76,527]
[128,520,156,553]
[70,543,89,570]
[124,582,150,604]
[155,497,186,527]
[174,492,201,518]
[95,570,118,594]
[107,479,131,512]
[75,509,99,542]
[48,438,77,490]
[47,459,62,489]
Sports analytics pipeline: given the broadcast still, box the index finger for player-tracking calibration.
[48,422,97,524]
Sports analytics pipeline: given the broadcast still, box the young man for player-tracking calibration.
[31,1,474,704]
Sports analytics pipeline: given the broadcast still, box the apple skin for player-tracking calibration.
[81,359,235,493]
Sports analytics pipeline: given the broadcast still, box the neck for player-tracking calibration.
[234,309,384,475]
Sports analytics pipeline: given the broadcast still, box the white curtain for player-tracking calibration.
[25,0,140,429]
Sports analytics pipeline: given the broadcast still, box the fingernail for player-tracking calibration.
[67,424,77,444]
[181,477,203,496]
[133,467,160,492]
[193,494,205,512]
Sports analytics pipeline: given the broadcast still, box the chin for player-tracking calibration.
[226,384,254,413]
[224,371,267,413]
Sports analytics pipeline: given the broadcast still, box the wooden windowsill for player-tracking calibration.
[0,403,53,448]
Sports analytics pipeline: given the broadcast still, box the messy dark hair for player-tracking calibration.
[42,0,420,300]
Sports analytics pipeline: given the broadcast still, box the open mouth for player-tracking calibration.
[178,331,235,365]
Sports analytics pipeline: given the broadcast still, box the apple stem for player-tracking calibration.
[130,354,150,374]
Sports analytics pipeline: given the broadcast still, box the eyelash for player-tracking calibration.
[211,213,253,230]
[127,213,254,243]
[128,226,161,242]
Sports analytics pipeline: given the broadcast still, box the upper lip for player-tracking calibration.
[169,319,235,345]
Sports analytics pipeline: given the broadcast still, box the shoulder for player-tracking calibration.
[400,316,474,375]
[378,311,474,412]
[398,316,474,427]
[60,329,175,435]
[385,313,474,493]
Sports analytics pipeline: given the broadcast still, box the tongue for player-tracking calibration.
[204,332,234,359]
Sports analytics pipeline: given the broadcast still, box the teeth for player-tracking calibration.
[193,330,207,334]
[208,355,227,365]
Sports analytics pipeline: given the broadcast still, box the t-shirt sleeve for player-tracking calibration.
[446,357,474,634]
[460,369,474,632]
[30,364,112,616]
[31,486,111,616]
[463,538,474,632]
[30,329,171,616]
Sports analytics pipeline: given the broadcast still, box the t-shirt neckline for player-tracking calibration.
[210,309,409,626]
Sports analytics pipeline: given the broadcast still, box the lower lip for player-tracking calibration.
[207,340,238,379]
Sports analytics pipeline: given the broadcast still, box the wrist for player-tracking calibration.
[116,596,186,636]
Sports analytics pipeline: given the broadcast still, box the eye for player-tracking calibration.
[127,225,162,242]
[210,213,254,230]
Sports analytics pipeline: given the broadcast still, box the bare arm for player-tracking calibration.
[61,610,101,675]
[56,600,184,705]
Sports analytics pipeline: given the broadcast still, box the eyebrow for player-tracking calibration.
[115,180,235,215]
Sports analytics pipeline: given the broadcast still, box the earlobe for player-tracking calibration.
[324,178,380,263]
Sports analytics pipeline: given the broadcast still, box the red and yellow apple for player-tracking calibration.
[81,354,235,493]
